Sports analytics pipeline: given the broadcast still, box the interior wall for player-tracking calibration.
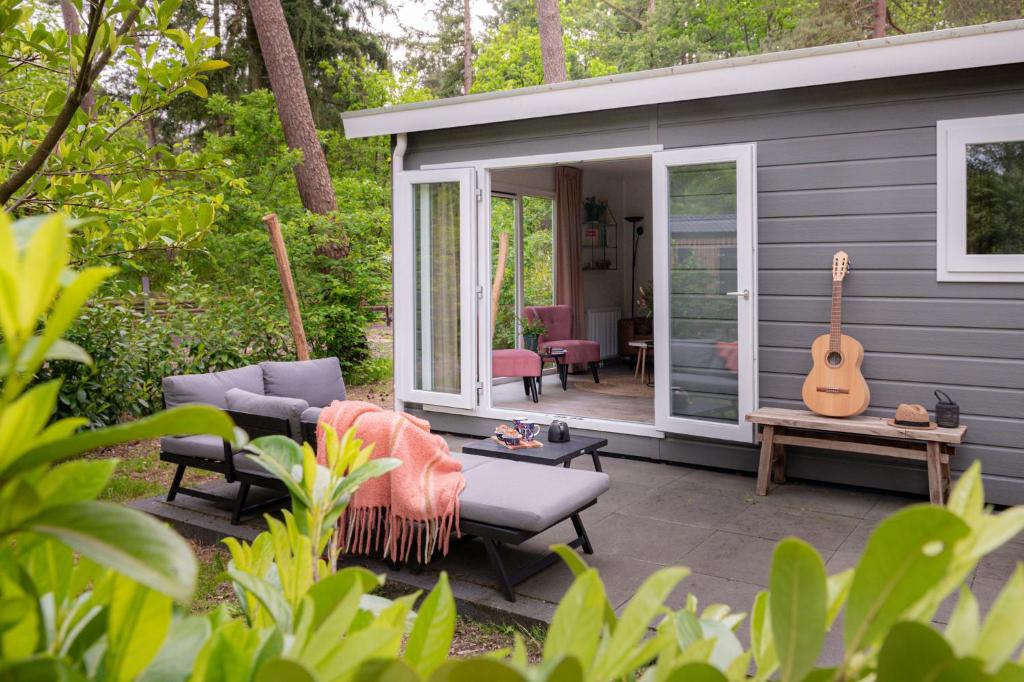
[621,172,653,320]
[580,168,625,315]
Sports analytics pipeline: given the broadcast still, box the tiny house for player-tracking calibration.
[342,21,1024,504]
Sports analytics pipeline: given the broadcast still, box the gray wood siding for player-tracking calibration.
[404,64,1024,504]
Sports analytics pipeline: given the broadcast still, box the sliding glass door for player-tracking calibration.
[652,145,757,442]
[394,168,476,409]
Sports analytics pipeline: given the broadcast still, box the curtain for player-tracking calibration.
[555,166,583,338]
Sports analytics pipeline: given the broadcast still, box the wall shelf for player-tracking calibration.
[582,220,618,270]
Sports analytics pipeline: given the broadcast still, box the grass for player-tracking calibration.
[89,438,217,503]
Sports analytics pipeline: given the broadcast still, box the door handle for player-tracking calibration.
[725,289,750,299]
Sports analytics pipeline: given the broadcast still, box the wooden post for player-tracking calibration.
[263,213,310,360]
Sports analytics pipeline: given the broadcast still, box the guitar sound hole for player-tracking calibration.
[826,351,843,368]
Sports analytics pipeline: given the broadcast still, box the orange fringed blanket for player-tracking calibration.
[316,400,465,563]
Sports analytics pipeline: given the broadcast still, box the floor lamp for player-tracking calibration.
[626,216,644,319]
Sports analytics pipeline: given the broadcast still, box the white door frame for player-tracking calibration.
[652,144,758,443]
[393,167,477,409]
[418,144,667,438]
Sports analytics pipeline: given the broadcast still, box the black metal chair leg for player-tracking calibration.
[590,451,603,472]
[559,363,568,390]
[589,362,600,383]
[522,377,532,397]
[530,377,539,403]
[231,482,251,525]
[570,513,594,554]
[482,537,517,601]
[167,464,186,502]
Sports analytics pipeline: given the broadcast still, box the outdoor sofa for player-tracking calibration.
[159,358,610,600]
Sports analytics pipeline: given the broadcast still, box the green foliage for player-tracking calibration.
[0,0,231,259]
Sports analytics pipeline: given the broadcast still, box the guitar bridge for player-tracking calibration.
[816,387,851,394]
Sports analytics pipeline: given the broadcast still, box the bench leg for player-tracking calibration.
[167,464,186,502]
[570,513,593,554]
[756,426,775,496]
[771,444,787,484]
[482,537,517,602]
[926,442,944,505]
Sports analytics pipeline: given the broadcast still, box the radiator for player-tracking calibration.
[586,308,622,359]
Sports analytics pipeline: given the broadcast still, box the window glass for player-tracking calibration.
[966,140,1024,255]
[522,195,555,307]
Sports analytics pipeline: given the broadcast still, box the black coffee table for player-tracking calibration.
[462,433,608,472]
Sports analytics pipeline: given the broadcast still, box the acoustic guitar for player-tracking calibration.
[801,251,870,417]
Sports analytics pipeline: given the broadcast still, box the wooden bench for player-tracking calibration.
[746,407,967,504]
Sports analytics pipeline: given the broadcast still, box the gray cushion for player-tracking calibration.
[160,435,226,460]
[162,365,264,409]
[300,406,323,424]
[459,461,609,532]
[452,452,493,473]
[232,452,274,477]
[260,358,346,408]
[225,388,308,441]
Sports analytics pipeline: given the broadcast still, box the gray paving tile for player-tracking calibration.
[673,468,759,499]
[664,571,763,617]
[516,553,663,608]
[751,482,880,519]
[582,513,714,566]
[621,485,752,529]
[864,494,917,521]
[582,455,693,489]
[680,531,782,586]
[585,479,653,521]
[972,575,1010,616]
[836,518,880,554]
[825,550,860,574]
[723,504,860,553]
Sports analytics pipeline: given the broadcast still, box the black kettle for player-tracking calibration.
[548,420,571,443]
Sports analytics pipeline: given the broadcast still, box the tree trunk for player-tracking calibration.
[535,0,567,84]
[248,0,337,215]
[59,0,95,115]
[872,0,886,37]
[462,0,473,94]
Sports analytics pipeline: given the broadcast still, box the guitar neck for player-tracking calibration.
[829,280,843,350]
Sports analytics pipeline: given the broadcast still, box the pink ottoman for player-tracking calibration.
[493,349,542,403]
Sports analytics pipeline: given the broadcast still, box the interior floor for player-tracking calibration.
[491,360,654,424]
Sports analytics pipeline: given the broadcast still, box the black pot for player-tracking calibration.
[934,390,959,428]
[524,334,539,352]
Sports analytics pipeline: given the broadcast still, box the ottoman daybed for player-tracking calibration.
[159,358,609,600]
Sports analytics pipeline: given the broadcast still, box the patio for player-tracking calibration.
[134,432,1024,665]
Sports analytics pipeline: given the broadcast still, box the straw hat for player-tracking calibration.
[886,403,937,430]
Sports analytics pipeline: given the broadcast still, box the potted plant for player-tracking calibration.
[520,316,547,352]
[635,281,653,335]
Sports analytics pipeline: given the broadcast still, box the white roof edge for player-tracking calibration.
[342,20,1024,139]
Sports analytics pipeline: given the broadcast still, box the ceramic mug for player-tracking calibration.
[512,416,529,433]
[520,422,540,442]
[502,432,522,446]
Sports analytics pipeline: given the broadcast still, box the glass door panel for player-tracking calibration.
[653,146,756,442]
[491,195,517,350]
[395,168,476,409]
[522,195,555,307]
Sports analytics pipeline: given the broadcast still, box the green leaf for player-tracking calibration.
[6,404,235,477]
[769,538,827,682]
[405,572,456,677]
[197,59,230,71]
[428,659,527,682]
[226,568,294,632]
[138,616,213,682]
[593,567,689,680]
[36,459,117,506]
[663,662,728,682]
[22,501,198,603]
[826,568,853,627]
[749,591,778,679]
[352,659,422,682]
[844,506,969,652]
[106,575,173,682]
[875,621,984,682]
[945,586,980,658]
[246,436,311,508]
[185,79,208,98]
[255,658,317,682]
[543,569,606,669]
[976,564,1024,671]
[552,544,618,629]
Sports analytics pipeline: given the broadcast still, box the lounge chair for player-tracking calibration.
[492,348,542,402]
[524,304,601,382]
[299,419,608,601]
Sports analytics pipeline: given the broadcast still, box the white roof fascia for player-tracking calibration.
[342,21,1024,139]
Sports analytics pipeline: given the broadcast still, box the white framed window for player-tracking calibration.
[937,113,1024,282]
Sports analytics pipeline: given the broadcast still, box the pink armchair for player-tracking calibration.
[524,305,601,383]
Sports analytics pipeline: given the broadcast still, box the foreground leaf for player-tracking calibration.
[405,572,456,677]
[770,538,827,682]
[22,501,198,603]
